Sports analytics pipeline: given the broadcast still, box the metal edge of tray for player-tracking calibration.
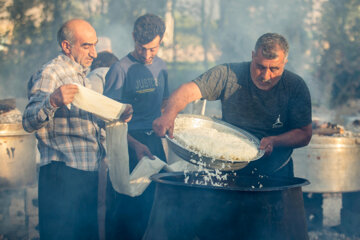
[166,114,264,171]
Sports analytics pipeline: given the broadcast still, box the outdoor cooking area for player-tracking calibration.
[1,1,360,240]
[1,99,360,240]
[0,99,39,239]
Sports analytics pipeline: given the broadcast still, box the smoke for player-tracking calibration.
[215,0,323,105]
[98,22,133,59]
[2,0,359,239]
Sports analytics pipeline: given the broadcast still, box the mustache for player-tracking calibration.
[258,77,271,83]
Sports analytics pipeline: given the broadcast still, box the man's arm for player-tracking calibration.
[127,134,155,161]
[103,63,124,100]
[23,83,78,133]
[160,99,168,114]
[259,123,312,156]
[153,82,202,138]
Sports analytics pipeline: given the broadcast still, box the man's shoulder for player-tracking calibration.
[228,61,250,71]
[213,62,249,75]
[111,54,134,70]
[88,67,108,78]
[221,62,250,82]
[30,55,61,78]
[153,55,166,64]
[39,55,70,73]
[282,70,310,95]
[28,55,69,92]
[283,69,307,86]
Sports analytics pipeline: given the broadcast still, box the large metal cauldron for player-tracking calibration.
[0,123,36,190]
[292,135,360,193]
[144,172,309,240]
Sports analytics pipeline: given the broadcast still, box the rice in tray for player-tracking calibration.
[173,123,259,162]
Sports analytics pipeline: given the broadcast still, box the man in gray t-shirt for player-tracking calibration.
[104,14,168,240]
[153,33,312,178]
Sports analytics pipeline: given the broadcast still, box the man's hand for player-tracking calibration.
[120,104,133,123]
[50,84,79,107]
[258,124,312,156]
[259,136,275,156]
[134,142,155,161]
[127,134,155,161]
[152,114,175,138]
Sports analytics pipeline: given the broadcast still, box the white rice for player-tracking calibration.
[173,121,258,162]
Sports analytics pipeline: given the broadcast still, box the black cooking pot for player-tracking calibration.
[144,171,309,240]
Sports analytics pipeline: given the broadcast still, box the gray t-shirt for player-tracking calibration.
[104,54,169,131]
[194,62,312,176]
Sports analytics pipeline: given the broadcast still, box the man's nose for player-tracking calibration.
[262,68,272,82]
[90,46,97,58]
[143,49,151,59]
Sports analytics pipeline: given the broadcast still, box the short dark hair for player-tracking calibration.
[133,14,166,44]
[254,33,289,59]
[57,20,76,48]
[90,51,119,71]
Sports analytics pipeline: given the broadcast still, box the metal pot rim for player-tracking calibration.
[151,171,310,192]
[0,123,29,136]
[166,114,264,171]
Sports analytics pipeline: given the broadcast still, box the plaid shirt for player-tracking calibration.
[22,54,105,171]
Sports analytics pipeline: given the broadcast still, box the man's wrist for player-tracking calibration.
[49,95,57,108]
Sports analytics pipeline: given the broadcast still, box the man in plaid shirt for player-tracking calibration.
[22,19,132,240]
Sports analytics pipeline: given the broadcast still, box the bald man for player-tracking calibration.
[23,19,131,240]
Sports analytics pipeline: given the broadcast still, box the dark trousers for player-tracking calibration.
[38,161,99,240]
[106,131,166,240]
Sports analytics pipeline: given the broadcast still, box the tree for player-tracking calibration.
[0,0,104,98]
[217,0,314,66]
[316,0,360,108]
[105,0,167,56]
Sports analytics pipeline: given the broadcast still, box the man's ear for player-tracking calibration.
[61,40,71,55]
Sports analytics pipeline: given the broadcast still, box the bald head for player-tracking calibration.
[57,19,94,47]
[57,19,98,67]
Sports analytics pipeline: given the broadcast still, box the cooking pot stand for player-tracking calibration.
[106,122,166,197]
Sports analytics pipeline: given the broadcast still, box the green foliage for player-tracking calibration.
[107,0,167,24]
[1,0,358,109]
[92,0,168,61]
[317,0,360,107]
[0,0,80,98]
[0,0,169,98]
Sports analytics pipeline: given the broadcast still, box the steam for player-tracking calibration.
[1,0,357,239]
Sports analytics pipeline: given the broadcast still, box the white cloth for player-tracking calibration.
[106,121,166,197]
[72,83,126,121]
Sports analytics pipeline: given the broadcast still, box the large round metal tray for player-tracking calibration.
[166,114,264,171]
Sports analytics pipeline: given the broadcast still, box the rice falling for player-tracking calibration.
[173,124,258,162]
